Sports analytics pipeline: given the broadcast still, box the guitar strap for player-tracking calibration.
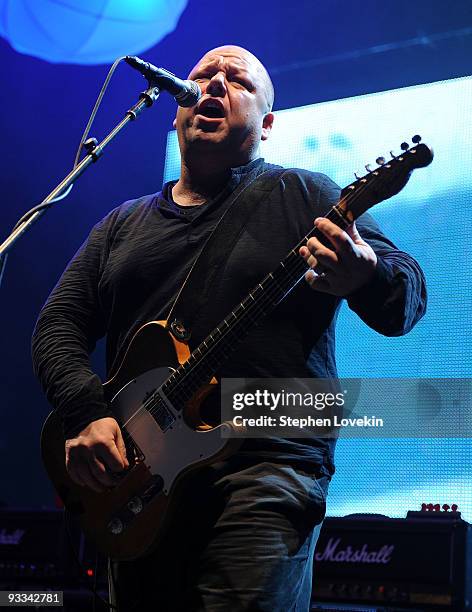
[166,164,286,342]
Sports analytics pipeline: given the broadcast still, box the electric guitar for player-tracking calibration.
[41,137,433,560]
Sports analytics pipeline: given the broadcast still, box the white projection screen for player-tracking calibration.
[164,76,472,520]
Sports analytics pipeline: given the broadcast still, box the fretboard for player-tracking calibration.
[161,203,350,408]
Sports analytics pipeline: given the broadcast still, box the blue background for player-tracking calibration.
[0,1,470,518]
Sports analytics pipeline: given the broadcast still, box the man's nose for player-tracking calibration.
[206,72,227,97]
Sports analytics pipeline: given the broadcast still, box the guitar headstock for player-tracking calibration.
[339,136,434,221]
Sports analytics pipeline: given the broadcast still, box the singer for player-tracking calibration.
[32,46,426,611]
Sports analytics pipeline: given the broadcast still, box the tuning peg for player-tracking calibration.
[365,164,372,172]
[354,172,362,179]
[400,142,409,151]
[412,134,422,143]
[375,156,386,165]
[390,150,396,158]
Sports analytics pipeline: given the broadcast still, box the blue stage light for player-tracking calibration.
[0,0,188,65]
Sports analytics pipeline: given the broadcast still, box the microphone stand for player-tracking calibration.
[0,84,161,291]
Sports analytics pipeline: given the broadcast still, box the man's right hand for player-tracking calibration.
[65,417,129,493]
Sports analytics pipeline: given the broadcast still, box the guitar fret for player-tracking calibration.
[233,304,245,317]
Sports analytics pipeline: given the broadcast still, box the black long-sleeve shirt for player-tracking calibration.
[32,158,427,475]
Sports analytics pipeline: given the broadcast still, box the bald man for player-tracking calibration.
[32,46,426,610]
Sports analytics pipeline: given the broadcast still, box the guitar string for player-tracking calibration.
[120,207,357,446]
[119,256,306,455]
[124,233,312,432]
[120,246,320,455]
[131,168,389,424]
[117,261,296,434]
[144,171,383,414]
[123,150,417,430]
[156,219,333,394]
[142,197,364,417]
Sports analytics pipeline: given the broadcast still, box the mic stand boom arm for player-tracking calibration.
[0,84,161,289]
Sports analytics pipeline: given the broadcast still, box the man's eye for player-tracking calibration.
[232,78,253,90]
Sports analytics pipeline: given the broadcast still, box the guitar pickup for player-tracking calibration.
[149,393,176,432]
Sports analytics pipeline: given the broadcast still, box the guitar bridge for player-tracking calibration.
[122,429,145,466]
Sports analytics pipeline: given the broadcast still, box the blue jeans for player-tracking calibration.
[110,458,329,611]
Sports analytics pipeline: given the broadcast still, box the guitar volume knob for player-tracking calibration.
[107,518,124,535]
[127,496,144,514]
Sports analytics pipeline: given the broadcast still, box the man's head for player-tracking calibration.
[174,45,274,166]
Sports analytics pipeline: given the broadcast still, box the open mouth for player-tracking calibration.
[196,99,225,119]
[199,107,224,118]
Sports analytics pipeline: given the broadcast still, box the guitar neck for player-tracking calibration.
[157,138,433,410]
[162,204,350,405]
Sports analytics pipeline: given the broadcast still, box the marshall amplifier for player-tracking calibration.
[0,508,72,586]
[0,508,106,589]
[312,512,471,611]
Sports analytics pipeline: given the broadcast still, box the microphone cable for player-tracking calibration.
[9,56,126,235]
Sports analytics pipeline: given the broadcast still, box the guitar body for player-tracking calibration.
[41,321,240,560]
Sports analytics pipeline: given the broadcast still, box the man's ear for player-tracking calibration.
[172,117,177,129]
[261,112,274,141]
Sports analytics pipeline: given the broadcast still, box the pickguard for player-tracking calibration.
[109,367,231,495]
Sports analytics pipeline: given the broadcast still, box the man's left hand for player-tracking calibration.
[299,218,377,296]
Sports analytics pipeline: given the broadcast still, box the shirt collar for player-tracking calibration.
[156,157,266,218]
[230,157,265,176]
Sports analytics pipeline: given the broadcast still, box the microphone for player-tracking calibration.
[125,55,201,107]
